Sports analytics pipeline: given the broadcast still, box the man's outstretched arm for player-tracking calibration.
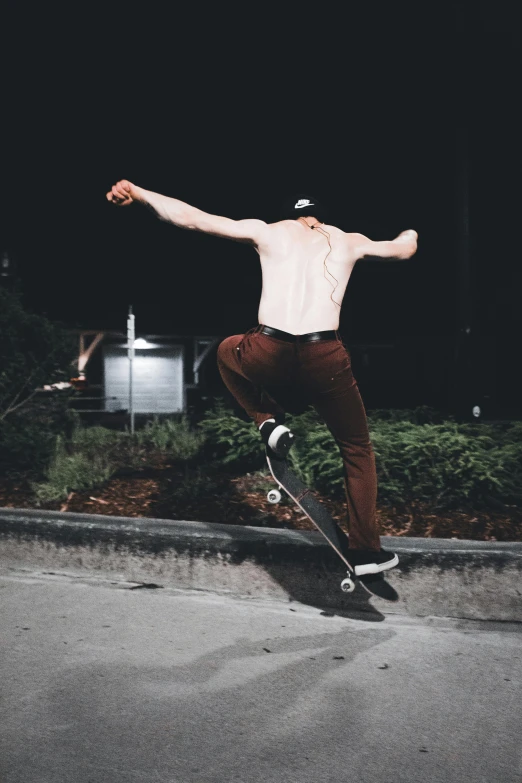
[106,180,267,246]
[352,230,418,261]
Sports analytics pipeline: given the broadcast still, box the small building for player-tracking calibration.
[70,330,223,417]
[103,339,184,414]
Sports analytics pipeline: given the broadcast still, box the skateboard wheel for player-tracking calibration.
[267,489,282,504]
[341,577,355,593]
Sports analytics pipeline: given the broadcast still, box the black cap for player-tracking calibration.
[280,193,329,223]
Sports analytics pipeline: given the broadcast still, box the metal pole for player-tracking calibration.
[127,306,135,434]
[449,125,470,419]
[452,124,483,421]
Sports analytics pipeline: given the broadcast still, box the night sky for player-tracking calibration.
[1,2,520,348]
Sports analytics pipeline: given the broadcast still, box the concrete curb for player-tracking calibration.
[1,507,521,621]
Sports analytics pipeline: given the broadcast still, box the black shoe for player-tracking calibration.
[347,547,399,577]
[259,418,295,458]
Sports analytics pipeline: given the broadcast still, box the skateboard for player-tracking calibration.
[265,446,397,599]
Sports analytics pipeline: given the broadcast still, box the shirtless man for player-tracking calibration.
[106,181,418,576]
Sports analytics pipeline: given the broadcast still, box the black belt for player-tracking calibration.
[259,325,339,343]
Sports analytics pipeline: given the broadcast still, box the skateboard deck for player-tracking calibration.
[265,446,398,600]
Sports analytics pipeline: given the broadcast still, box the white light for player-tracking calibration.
[472,405,481,418]
[134,338,154,349]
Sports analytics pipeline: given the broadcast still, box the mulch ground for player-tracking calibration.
[1,458,521,542]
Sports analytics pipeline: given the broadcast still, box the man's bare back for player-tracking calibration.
[106,181,418,333]
[256,219,363,333]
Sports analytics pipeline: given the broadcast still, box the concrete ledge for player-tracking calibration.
[1,507,521,621]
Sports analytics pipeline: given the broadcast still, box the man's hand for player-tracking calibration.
[106,180,139,206]
[397,229,418,241]
[353,228,418,261]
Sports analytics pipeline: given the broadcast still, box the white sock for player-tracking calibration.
[259,418,276,430]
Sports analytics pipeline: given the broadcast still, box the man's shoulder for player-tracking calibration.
[317,224,361,238]
[339,231,371,249]
[263,219,302,236]
[324,224,348,236]
[320,225,361,246]
[267,219,297,228]
[342,231,365,241]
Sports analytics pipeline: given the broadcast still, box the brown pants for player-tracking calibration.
[216,325,381,551]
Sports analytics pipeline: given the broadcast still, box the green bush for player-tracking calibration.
[71,424,124,456]
[370,420,521,509]
[69,423,153,472]
[0,286,77,420]
[167,466,221,505]
[136,415,205,461]
[33,435,116,502]
[31,416,208,502]
[197,399,265,470]
[198,402,522,510]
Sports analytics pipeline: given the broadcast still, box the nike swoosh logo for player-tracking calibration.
[295,202,315,209]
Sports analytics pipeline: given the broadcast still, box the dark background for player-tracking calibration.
[1,2,520,415]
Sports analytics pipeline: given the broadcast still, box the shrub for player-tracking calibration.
[31,416,209,502]
[33,435,116,502]
[197,400,265,470]
[166,465,221,505]
[67,424,153,472]
[370,420,521,509]
[282,413,341,495]
[198,402,522,510]
[0,286,77,420]
[71,424,125,457]
[136,415,205,462]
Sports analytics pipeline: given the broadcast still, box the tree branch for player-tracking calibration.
[0,388,39,421]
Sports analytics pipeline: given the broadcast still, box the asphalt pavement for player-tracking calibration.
[1,567,521,783]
